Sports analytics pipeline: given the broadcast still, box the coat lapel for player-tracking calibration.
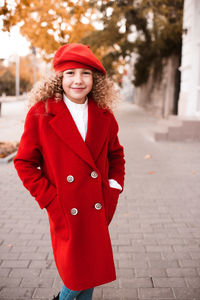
[47,97,109,168]
[48,98,96,169]
[85,98,109,162]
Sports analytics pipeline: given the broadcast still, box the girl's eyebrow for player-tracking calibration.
[64,69,92,72]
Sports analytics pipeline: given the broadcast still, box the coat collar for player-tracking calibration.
[47,97,110,169]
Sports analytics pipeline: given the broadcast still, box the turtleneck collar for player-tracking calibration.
[63,93,88,111]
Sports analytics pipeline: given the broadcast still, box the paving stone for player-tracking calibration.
[9,268,41,278]
[161,252,191,260]
[189,251,200,259]
[157,238,185,245]
[27,240,51,247]
[111,238,131,246]
[148,259,179,268]
[178,258,200,267]
[146,246,173,253]
[19,252,48,260]
[132,238,158,246]
[1,260,30,268]
[52,274,63,290]
[119,259,148,268]
[116,268,135,278]
[39,269,58,279]
[138,287,174,299]
[119,278,153,288]
[152,277,186,287]
[20,277,54,288]
[0,287,34,299]
[118,245,138,253]
[103,287,138,299]
[172,287,200,299]
[0,268,11,277]
[0,252,20,259]
[166,267,198,277]
[0,276,22,288]
[28,260,52,269]
[173,245,200,252]
[135,268,167,278]
[134,252,162,261]
[114,252,133,261]
[119,288,139,299]
[18,233,43,241]
[129,245,146,253]
[36,246,52,253]
[185,277,200,288]
[32,287,58,299]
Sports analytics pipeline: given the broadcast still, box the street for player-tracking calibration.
[0,101,200,299]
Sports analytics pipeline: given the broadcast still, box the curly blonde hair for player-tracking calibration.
[28,71,120,112]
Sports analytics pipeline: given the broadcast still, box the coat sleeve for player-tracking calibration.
[13,106,57,209]
[107,114,125,191]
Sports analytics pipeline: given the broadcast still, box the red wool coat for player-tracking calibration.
[14,97,125,291]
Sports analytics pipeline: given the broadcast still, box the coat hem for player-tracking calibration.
[63,275,116,291]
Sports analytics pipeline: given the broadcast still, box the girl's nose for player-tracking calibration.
[74,73,83,84]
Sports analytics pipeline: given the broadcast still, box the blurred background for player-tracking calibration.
[0,0,185,115]
[1,0,200,146]
[2,0,200,152]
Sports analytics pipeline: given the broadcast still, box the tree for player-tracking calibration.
[82,0,183,86]
[0,55,38,95]
[0,69,15,95]
[1,0,183,85]
[0,0,95,60]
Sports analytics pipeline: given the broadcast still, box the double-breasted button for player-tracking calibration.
[94,203,102,210]
[67,175,74,183]
[91,171,98,178]
[70,208,78,215]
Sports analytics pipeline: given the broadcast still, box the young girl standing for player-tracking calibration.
[14,43,125,300]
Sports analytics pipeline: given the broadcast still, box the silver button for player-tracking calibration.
[94,203,102,210]
[67,175,74,183]
[91,171,98,178]
[71,208,78,215]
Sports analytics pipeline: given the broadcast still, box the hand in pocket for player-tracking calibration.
[103,185,120,226]
[46,196,69,240]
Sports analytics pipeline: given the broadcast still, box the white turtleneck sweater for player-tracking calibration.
[63,94,122,191]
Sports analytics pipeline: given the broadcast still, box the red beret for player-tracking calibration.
[53,43,106,75]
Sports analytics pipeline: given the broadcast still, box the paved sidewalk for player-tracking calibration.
[0,100,28,142]
[0,101,200,300]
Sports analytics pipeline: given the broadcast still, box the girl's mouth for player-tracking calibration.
[71,87,85,90]
[71,87,85,92]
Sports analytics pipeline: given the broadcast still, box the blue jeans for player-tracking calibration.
[59,284,94,300]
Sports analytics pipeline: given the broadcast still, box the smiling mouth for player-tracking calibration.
[71,87,85,89]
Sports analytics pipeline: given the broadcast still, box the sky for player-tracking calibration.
[0,25,31,59]
[0,0,31,59]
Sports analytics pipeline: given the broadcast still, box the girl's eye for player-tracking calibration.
[83,71,92,75]
[65,71,74,75]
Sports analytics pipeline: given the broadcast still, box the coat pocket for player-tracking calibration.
[46,196,69,240]
[103,184,120,226]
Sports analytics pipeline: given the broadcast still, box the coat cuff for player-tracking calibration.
[108,179,122,191]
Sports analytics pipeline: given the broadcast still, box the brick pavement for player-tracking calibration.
[0,101,200,300]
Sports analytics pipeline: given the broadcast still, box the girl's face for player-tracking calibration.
[62,68,93,104]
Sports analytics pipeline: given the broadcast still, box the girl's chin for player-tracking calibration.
[67,96,87,103]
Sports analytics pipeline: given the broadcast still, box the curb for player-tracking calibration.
[0,150,17,164]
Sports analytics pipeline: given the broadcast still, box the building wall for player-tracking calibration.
[134,56,179,118]
[178,0,200,117]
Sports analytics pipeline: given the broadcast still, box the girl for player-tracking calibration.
[14,43,125,300]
